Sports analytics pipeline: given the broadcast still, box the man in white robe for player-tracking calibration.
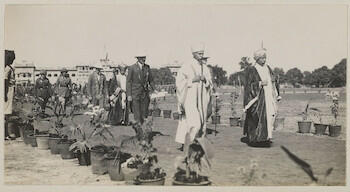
[175,46,213,151]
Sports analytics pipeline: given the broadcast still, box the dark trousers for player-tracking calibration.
[132,95,150,124]
[38,97,48,113]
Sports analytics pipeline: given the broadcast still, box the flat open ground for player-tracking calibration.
[4,87,346,186]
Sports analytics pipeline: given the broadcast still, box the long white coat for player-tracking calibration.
[175,59,213,144]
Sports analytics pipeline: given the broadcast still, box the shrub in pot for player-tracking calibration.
[163,110,172,118]
[172,136,213,186]
[329,97,341,137]
[298,103,312,133]
[105,150,132,181]
[80,106,118,174]
[309,108,327,135]
[70,140,92,166]
[118,120,167,184]
[151,99,161,117]
[229,91,240,127]
[211,94,221,125]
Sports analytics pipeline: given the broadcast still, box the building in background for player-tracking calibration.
[14,60,36,85]
[165,60,182,76]
[14,53,117,86]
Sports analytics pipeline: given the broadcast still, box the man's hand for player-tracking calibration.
[259,80,268,87]
[88,96,92,101]
[128,96,133,102]
[200,76,207,83]
[51,96,55,101]
[277,95,282,102]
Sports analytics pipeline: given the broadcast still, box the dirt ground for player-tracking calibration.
[4,89,346,186]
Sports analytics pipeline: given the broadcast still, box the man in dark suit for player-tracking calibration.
[126,53,155,125]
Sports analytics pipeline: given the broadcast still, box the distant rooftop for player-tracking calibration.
[165,60,183,68]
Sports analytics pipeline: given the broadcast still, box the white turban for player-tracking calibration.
[253,48,267,60]
[191,43,205,53]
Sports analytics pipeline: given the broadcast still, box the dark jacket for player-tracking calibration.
[126,62,154,99]
[55,75,72,98]
[108,75,118,96]
[35,77,52,99]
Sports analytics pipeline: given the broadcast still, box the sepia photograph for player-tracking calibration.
[1,1,348,191]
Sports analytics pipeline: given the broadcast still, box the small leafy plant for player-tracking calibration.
[330,98,339,126]
[230,91,240,117]
[121,120,167,181]
[237,159,266,185]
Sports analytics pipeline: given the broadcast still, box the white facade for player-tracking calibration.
[14,54,118,86]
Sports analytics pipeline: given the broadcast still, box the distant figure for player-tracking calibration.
[55,68,72,112]
[4,50,16,140]
[117,64,129,125]
[87,63,108,108]
[243,48,281,147]
[35,70,52,115]
[107,68,123,125]
[126,52,155,125]
[175,45,213,151]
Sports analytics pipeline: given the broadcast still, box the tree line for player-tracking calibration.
[149,58,346,88]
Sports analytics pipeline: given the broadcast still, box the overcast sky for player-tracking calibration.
[4,4,348,74]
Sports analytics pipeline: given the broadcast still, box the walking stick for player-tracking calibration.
[214,94,217,136]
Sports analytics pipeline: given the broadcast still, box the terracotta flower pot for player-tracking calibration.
[122,166,140,181]
[163,110,172,118]
[152,109,161,117]
[329,125,341,137]
[314,123,328,135]
[27,134,37,147]
[106,159,124,181]
[229,117,240,127]
[173,112,179,120]
[172,172,211,186]
[23,130,34,145]
[58,140,76,159]
[76,150,91,166]
[90,147,108,175]
[35,134,50,150]
[49,137,61,154]
[298,121,312,133]
[135,177,165,185]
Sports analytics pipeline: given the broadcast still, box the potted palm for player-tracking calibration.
[298,103,312,133]
[329,97,341,137]
[82,106,116,174]
[229,91,240,127]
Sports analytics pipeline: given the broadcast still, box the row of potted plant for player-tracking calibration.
[20,101,167,185]
[297,98,341,137]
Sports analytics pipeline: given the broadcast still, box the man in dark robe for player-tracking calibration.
[243,48,281,147]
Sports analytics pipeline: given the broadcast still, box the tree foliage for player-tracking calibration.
[208,65,227,87]
[285,68,304,87]
[150,67,175,85]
